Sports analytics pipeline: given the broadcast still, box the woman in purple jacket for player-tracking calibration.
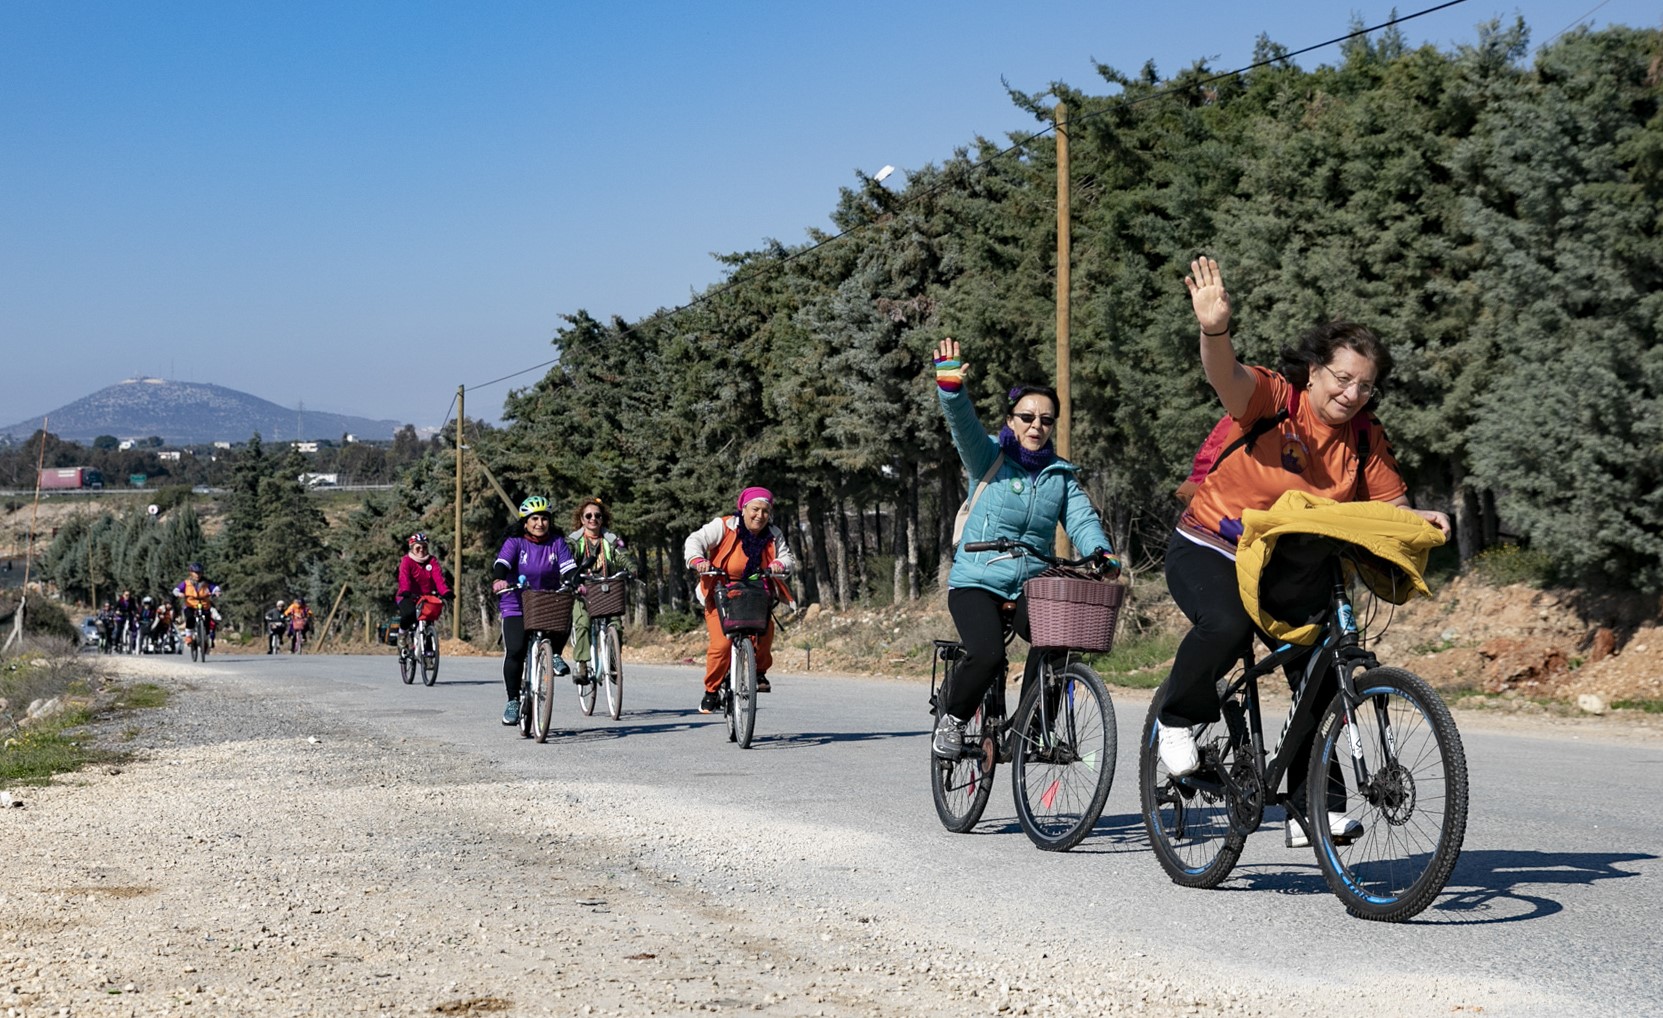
[490,495,577,726]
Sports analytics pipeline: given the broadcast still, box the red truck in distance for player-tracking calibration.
[38,467,104,490]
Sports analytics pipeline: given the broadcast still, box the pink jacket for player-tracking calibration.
[397,554,451,599]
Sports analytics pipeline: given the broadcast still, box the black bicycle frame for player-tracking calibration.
[1179,557,1381,836]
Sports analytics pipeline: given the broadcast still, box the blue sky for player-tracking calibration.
[3,1,1657,431]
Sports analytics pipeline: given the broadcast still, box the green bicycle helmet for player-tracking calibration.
[518,495,552,519]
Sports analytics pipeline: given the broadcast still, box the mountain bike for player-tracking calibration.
[1139,533,1469,921]
[509,585,574,744]
[399,595,444,686]
[575,571,629,720]
[186,607,212,662]
[929,539,1122,851]
[699,570,777,749]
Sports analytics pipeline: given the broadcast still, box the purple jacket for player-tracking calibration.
[494,534,576,618]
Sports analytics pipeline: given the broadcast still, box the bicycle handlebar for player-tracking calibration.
[961,538,1121,574]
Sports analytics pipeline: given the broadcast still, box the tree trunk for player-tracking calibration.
[853,498,868,603]
[793,506,821,605]
[1451,460,1480,565]
[834,494,850,610]
[906,462,920,601]
[806,497,834,606]
[936,463,961,590]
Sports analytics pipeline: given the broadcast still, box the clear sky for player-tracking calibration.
[4,1,1656,431]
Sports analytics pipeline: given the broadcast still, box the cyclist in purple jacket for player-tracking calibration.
[490,495,578,726]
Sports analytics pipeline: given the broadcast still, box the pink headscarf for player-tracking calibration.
[737,486,774,511]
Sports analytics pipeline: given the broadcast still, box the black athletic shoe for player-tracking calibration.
[699,691,721,714]
[756,675,771,693]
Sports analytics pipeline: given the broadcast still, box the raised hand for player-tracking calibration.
[1184,257,1233,336]
[933,338,966,392]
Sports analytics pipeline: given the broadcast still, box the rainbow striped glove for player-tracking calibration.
[933,355,964,393]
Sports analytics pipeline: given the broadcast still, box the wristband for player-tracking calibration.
[1201,324,1231,337]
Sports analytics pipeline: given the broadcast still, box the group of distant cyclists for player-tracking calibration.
[95,564,314,658]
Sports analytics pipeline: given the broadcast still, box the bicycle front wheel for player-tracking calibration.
[1011,661,1116,851]
[1138,694,1246,888]
[421,628,439,686]
[1309,667,1468,922]
[578,639,598,716]
[601,624,623,719]
[931,703,995,833]
[399,635,414,684]
[197,619,210,661]
[732,638,757,749]
[532,637,555,743]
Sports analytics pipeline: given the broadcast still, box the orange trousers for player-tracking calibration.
[703,604,774,693]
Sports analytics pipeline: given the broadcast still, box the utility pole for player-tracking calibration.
[1054,102,1073,557]
[453,386,464,642]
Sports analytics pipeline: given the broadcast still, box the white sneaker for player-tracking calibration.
[1157,723,1200,777]
[1286,811,1365,849]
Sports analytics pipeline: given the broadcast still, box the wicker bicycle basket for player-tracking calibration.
[715,581,773,635]
[582,578,628,619]
[1024,570,1127,652]
[519,589,575,633]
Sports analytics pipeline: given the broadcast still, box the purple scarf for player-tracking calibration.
[998,426,1058,474]
[737,520,772,578]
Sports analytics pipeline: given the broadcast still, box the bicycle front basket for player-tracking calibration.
[583,578,627,618]
[519,589,574,633]
[715,580,772,635]
[416,596,444,622]
[1024,572,1126,652]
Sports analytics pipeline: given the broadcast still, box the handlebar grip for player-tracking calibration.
[962,541,1000,553]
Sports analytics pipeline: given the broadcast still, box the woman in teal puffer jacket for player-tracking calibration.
[930,337,1117,759]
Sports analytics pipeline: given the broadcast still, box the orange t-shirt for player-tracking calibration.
[1179,366,1407,556]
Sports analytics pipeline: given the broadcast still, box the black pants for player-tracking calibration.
[500,615,568,699]
[1161,534,1337,808]
[940,587,1043,722]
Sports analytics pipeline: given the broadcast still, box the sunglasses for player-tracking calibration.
[582,512,603,521]
[1012,412,1056,427]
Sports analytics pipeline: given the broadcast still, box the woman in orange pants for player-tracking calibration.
[684,486,796,713]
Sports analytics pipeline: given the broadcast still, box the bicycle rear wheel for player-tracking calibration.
[421,627,439,685]
[532,637,555,743]
[1139,694,1246,888]
[1309,666,1468,922]
[1011,661,1117,851]
[931,703,995,833]
[601,623,623,720]
[732,638,757,749]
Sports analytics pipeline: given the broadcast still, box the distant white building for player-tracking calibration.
[299,473,339,487]
[118,440,135,451]
[157,450,181,462]
[213,441,232,450]
[292,441,320,454]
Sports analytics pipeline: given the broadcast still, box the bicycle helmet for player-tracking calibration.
[518,495,551,519]
[407,532,428,548]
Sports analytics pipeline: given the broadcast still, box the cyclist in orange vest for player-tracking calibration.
[172,564,221,647]
[684,486,795,714]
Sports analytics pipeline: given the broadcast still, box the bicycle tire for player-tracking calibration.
[931,702,995,833]
[1138,694,1246,888]
[578,642,598,716]
[518,651,536,739]
[1308,666,1468,922]
[420,627,439,686]
[1011,661,1117,852]
[733,638,757,749]
[602,624,623,720]
[399,634,415,684]
[532,637,555,743]
[197,618,210,661]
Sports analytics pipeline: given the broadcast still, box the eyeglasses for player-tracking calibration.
[1012,412,1056,428]
[1317,363,1377,398]
[582,512,603,521]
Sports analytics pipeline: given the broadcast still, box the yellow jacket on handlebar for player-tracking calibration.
[1236,490,1446,646]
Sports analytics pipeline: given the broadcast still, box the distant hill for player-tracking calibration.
[1,378,404,444]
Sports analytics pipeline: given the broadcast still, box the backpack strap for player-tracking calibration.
[966,453,1005,513]
[1353,416,1372,501]
[1205,408,1288,476]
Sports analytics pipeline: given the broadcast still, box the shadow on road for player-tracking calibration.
[1193,847,1656,925]
[745,729,932,750]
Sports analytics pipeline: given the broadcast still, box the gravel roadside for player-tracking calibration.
[1,657,1242,1018]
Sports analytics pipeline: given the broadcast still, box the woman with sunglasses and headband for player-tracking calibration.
[1156,257,1451,846]
[928,337,1118,760]
[567,498,629,685]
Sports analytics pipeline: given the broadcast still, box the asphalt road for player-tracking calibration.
[154,647,1662,1016]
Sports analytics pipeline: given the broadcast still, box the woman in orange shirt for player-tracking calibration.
[1159,257,1451,847]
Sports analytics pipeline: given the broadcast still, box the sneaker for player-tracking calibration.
[699,691,721,714]
[755,674,771,693]
[574,661,589,681]
[932,714,967,759]
[1286,811,1365,849]
[501,699,520,726]
[551,655,571,676]
[572,671,591,686]
[1157,722,1200,777]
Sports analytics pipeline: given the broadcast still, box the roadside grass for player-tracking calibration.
[1084,629,1180,689]
[1,641,168,788]
[1613,698,1663,713]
